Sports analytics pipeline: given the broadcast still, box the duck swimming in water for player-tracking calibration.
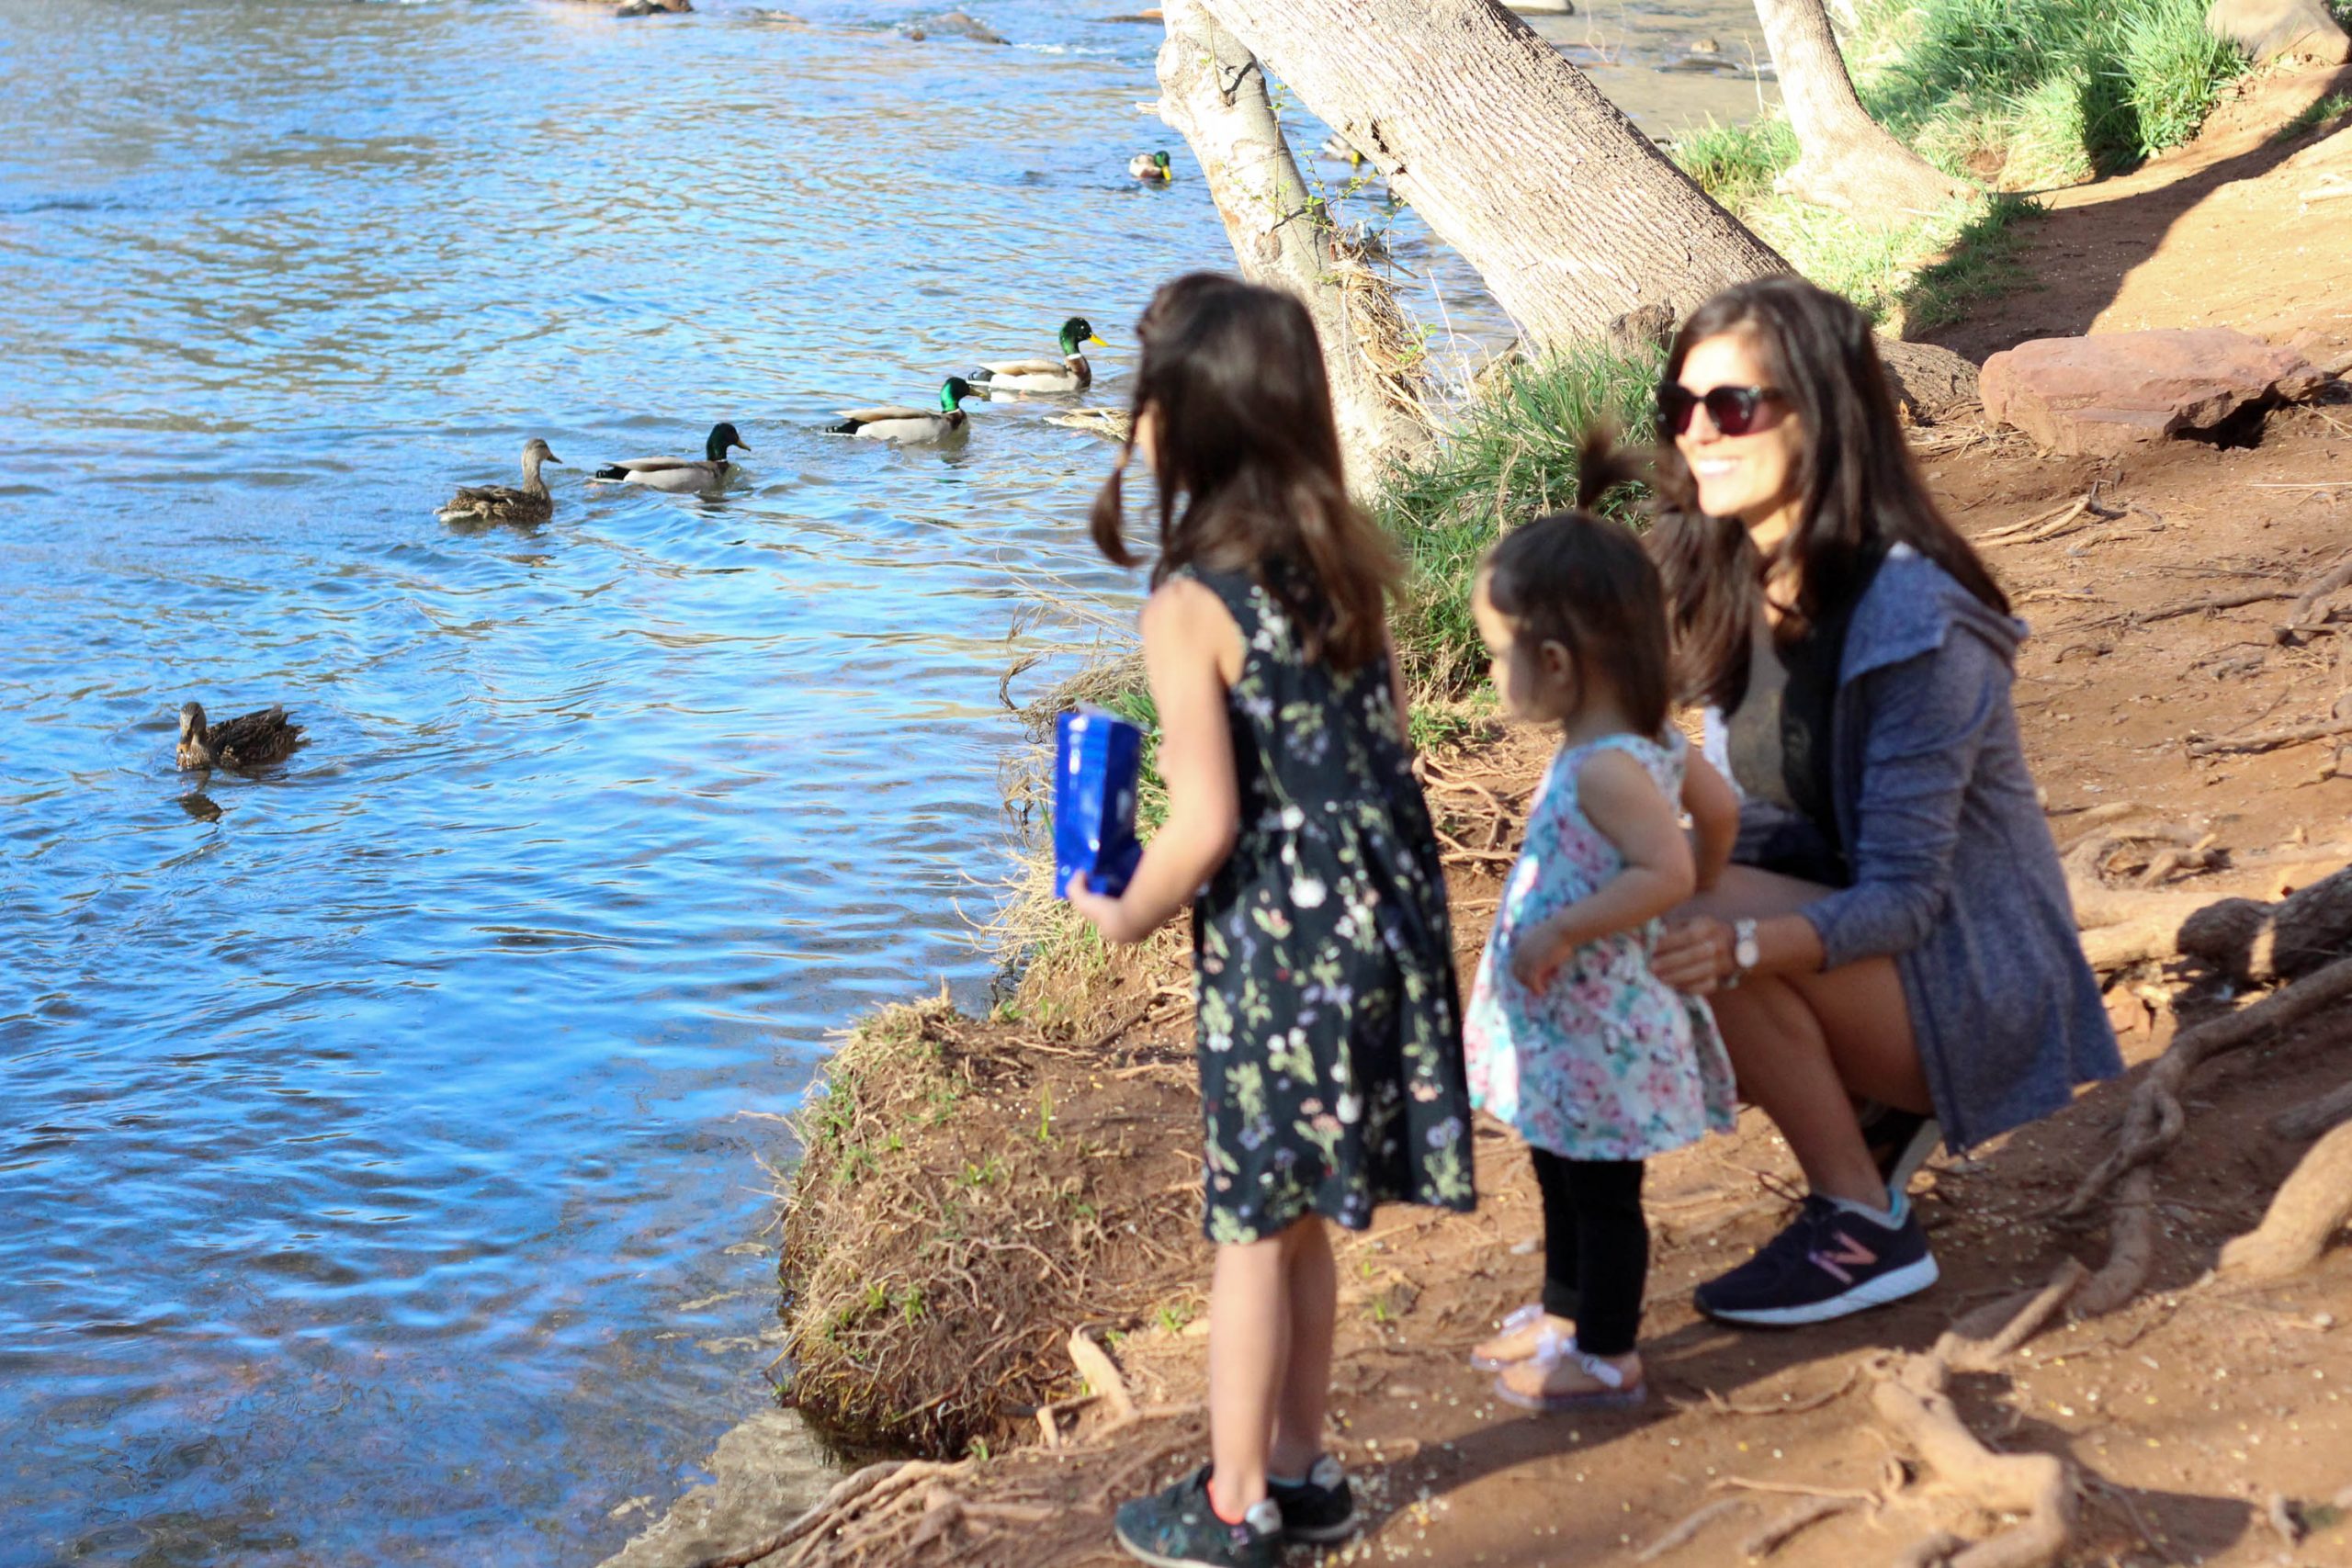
[1129,150,1173,181]
[592,422,751,493]
[176,702,304,771]
[438,439,562,525]
[967,317,1106,395]
[828,378,977,444]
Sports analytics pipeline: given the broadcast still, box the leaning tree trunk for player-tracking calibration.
[1750,0,1973,214]
[1196,0,1787,351]
[1156,0,1432,487]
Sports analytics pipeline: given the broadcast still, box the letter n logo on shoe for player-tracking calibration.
[1808,1231,1876,1286]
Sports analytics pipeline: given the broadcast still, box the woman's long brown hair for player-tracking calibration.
[1089,273,1397,671]
[1648,276,2008,711]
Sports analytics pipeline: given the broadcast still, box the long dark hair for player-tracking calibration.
[1482,430,1671,738]
[1647,276,2008,710]
[1090,273,1397,671]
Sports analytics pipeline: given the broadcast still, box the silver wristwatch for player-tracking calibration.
[1726,918,1760,986]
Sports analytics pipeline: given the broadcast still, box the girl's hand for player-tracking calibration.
[1509,919,1566,992]
[1652,914,1734,994]
[1067,872,1150,946]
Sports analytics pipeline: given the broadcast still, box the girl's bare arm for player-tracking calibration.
[1682,749,1738,894]
[1067,579,1240,944]
[1510,749,1696,989]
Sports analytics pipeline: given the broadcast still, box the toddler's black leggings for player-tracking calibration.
[1529,1147,1647,1358]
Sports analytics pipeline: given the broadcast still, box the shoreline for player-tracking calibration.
[602,63,2352,1568]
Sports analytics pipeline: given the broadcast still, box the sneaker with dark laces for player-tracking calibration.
[1859,1103,1942,1198]
[1114,1465,1283,1568]
[1269,1454,1357,1543]
[1694,1193,1939,1326]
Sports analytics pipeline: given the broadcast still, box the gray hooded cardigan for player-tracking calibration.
[1708,543,2122,1151]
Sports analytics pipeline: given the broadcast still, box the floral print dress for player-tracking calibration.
[1465,731,1738,1161]
[1182,566,1474,1245]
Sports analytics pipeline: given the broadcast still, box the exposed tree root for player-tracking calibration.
[1739,1495,1861,1558]
[2217,1119,2352,1280]
[1872,1357,2075,1567]
[2275,1076,2352,1141]
[1865,1262,2087,1567]
[1635,1497,1747,1562]
[2061,954,2352,1220]
[2074,1168,2158,1318]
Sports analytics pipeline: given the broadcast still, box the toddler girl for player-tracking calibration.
[1463,435,1739,1412]
[1067,273,1472,1568]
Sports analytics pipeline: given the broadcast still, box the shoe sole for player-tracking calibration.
[1697,1253,1940,1327]
[1113,1525,1266,1568]
[1283,1518,1361,1545]
[1880,1118,1942,1198]
[1491,1373,1649,1413]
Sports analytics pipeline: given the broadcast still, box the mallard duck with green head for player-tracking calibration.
[177,702,303,771]
[967,317,1106,395]
[438,439,561,525]
[828,378,977,444]
[592,422,751,493]
[1129,150,1173,181]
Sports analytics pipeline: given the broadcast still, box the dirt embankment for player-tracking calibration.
[621,73,2352,1568]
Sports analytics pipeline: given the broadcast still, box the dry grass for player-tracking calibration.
[778,986,1204,1456]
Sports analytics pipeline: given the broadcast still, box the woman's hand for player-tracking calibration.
[1653,914,1734,995]
[1067,872,1153,946]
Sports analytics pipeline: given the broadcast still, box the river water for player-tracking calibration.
[0,2,1769,1562]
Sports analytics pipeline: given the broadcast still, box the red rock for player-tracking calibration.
[1979,329,2331,457]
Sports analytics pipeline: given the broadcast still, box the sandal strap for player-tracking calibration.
[1496,1303,1546,1335]
[1526,1330,1627,1389]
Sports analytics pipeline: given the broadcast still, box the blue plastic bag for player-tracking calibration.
[1053,706,1144,898]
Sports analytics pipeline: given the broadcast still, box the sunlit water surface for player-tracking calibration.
[0,1,1767,1562]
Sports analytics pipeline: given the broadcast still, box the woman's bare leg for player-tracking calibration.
[1684,865,1930,1209]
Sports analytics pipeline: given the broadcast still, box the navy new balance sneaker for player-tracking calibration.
[1114,1466,1283,1568]
[1268,1454,1357,1543]
[1694,1193,1939,1326]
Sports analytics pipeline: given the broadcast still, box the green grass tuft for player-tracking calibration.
[1374,346,1661,696]
[2274,91,2352,144]
[1850,0,2247,185]
[1672,116,1801,211]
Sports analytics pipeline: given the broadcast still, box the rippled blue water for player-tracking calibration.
[0,1,1764,1562]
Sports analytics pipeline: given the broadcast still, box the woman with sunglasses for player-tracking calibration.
[1644,276,2119,1327]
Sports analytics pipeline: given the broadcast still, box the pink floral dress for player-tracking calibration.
[1464,730,1737,1161]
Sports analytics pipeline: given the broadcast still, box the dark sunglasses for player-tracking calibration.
[1657,383,1788,436]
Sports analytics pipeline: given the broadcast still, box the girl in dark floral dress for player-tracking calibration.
[1067,274,1472,1568]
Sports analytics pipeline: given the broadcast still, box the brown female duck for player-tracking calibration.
[176,702,304,770]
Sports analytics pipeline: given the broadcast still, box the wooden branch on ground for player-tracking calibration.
[2187,715,2352,758]
[2216,1120,2352,1281]
[2281,550,2352,635]
[1979,495,2090,547]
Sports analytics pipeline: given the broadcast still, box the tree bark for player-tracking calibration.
[1750,0,1973,214]
[1154,0,1432,487]
[1197,0,1789,351]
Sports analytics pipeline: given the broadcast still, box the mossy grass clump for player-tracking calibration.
[2273,91,2352,144]
[779,991,1201,1455]
[1376,344,1663,695]
[1851,0,2247,186]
